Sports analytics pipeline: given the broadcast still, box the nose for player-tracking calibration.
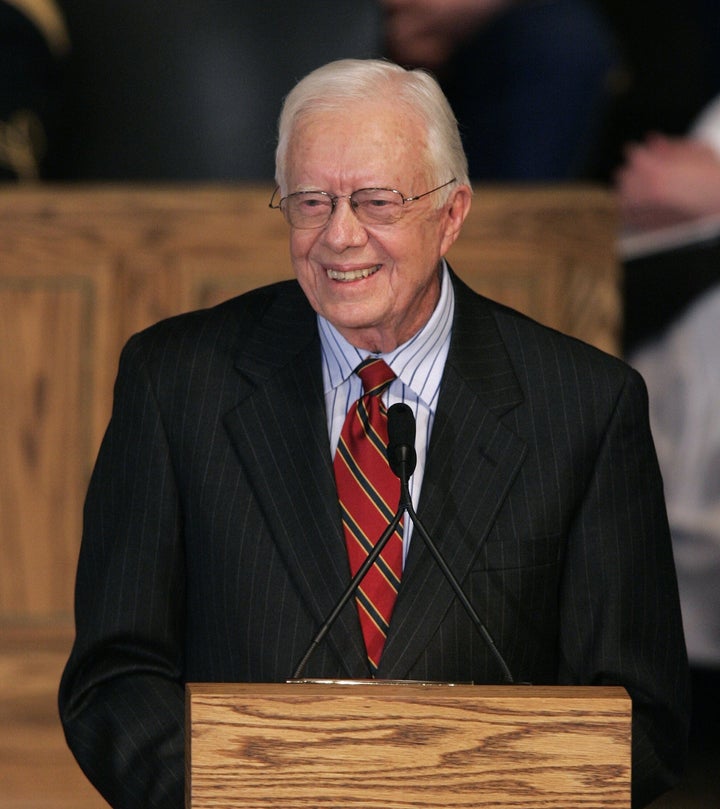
[321,196,368,250]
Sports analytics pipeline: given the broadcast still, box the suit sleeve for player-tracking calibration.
[59,334,186,809]
[557,366,691,809]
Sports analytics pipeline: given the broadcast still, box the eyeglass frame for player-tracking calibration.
[268,178,457,229]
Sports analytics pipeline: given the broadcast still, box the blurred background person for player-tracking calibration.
[591,0,720,181]
[41,0,620,182]
[616,94,720,807]
[11,1,720,186]
[380,0,620,180]
[628,285,720,808]
[0,0,68,180]
[617,99,720,228]
[616,92,720,350]
[42,0,382,180]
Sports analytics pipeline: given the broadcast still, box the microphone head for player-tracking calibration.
[387,402,417,479]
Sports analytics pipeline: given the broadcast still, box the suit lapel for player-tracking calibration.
[222,283,369,677]
[379,275,527,679]
[221,275,529,680]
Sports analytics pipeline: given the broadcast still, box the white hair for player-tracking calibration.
[274,58,470,201]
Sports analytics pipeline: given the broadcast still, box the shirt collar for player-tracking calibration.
[319,261,454,406]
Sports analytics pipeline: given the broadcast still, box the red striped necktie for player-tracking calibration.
[333,358,403,674]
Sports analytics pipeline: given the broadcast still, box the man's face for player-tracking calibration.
[284,100,470,353]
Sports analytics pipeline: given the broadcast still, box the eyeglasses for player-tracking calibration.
[268,178,457,229]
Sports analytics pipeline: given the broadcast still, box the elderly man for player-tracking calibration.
[60,59,689,809]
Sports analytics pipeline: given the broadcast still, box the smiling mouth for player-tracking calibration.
[325,264,381,282]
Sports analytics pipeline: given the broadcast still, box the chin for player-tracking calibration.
[326,302,387,329]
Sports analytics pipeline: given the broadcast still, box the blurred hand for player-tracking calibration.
[616,134,720,226]
[381,0,514,68]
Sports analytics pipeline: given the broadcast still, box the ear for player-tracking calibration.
[439,184,472,256]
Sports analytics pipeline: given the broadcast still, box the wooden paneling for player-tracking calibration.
[0,182,618,806]
[0,261,114,620]
[0,182,618,622]
[0,183,618,620]
[0,625,110,808]
[454,186,620,356]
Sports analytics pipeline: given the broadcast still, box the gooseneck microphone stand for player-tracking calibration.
[292,403,514,684]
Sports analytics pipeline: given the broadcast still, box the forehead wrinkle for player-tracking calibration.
[286,101,431,195]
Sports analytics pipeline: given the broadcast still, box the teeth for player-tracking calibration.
[326,265,380,282]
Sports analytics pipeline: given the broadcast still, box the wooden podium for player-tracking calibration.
[186,681,631,808]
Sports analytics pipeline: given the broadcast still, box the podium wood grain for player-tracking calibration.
[186,682,631,809]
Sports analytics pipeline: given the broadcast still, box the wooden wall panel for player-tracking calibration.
[0,182,618,809]
[451,186,619,355]
[0,183,618,623]
[0,264,114,620]
[0,625,110,808]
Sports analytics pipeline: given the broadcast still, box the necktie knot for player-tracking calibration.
[356,357,395,396]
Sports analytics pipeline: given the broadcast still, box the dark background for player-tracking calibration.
[4,0,720,184]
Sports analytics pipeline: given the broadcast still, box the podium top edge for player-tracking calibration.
[186,682,630,701]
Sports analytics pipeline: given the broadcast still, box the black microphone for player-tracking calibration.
[386,403,515,685]
[386,402,417,480]
[291,405,516,684]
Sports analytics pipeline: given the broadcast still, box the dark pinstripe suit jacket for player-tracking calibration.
[59,271,690,808]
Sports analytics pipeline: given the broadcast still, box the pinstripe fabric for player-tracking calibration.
[59,272,690,809]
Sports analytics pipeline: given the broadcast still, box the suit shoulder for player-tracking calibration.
[493,300,649,406]
[453,272,639,393]
[122,279,308,359]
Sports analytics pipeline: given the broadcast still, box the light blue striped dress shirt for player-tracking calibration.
[319,262,454,564]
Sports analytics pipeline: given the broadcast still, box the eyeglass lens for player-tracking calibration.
[283,189,404,228]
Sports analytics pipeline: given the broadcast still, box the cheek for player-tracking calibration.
[289,233,317,277]
[387,232,435,285]
[289,236,326,312]
[289,230,311,259]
